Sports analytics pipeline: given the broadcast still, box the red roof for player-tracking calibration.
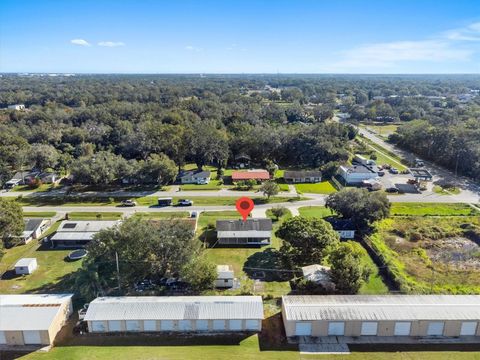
[232,170,270,181]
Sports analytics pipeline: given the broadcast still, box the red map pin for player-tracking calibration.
[236,197,254,221]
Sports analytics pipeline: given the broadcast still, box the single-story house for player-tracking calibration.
[282,295,480,341]
[231,170,270,182]
[284,171,322,183]
[0,294,73,347]
[338,165,378,185]
[216,218,272,245]
[301,265,335,291]
[7,104,26,111]
[4,170,39,188]
[14,258,38,275]
[37,172,60,184]
[16,218,51,244]
[325,218,355,239]
[179,170,211,185]
[84,296,263,333]
[215,265,234,288]
[49,220,120,248]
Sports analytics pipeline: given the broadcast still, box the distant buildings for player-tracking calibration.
[284,170,322,184]
[231,170,270,182]
[179,170,211,185]
[0,294,73,347]
[216,219,272,245]
[7,104,25,110]
[49,220,120,248]
[84,296,263,333]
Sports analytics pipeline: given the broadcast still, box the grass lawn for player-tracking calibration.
[433,185,462,195]
[0,220,83,294]
[18,334,480,360]
[294,180,337,194]
[361,123,399,138]
[132,211,190,219]
[67,212,123,220]
[390,203,478,216]
[297,206,334,218]
[23,211,56,218]
[199,211,291,297]
[12,184,56,192]
[179,180,223,191]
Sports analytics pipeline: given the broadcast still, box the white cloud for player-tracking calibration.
[70,39,91,46]
[325,22,480,71]
[444,22,480,41]
[98,41,126,47]
[185,45,202,52]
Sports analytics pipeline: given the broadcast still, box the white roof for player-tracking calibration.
[0,294,73,331]
[301,265,331,284]
[50,232,96,241]
[217,231,271,238]
[282,295,480,321]
[57,220,120,232]
[217,265,234,277]
[84,296,264,321]
[15,258,37,267]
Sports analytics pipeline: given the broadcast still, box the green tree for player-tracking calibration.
[276,216,339,266]
[181,256,216,292]
[325,188,390,229]
[260,180,279,199]
[141,153,178,185]
[0,199,24,253]
[28,143,60,171]
[330,242,372,294]
[270,206,288,221]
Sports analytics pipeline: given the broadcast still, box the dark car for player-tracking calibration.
[385,186,399,193]
[134,279,155,292]
[377,171,385,177]
[178,199,193,206]
[389,168,399,174]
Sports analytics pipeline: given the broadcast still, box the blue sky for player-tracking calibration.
[1,0,480,73]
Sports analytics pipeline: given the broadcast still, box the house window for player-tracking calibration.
[224,279,229,283]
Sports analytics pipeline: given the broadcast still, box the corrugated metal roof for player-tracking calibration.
[14,258,36,267]
[217,230,272,238]
[282,295,480,321]
[216,219,272,231]
[50,232,96,241]
[57,220,120,232]
[84,296,264,321]
[0,294,73,331]
[284,170,322,179]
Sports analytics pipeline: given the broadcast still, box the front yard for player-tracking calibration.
[294,180,337,194]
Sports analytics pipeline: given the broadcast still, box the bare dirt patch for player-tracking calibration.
[425,237,480,270]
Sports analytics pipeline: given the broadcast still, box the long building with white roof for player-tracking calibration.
[49,220,120,248]
[85,296,263,333]
[282,295,480,340]
[0,294,73,347]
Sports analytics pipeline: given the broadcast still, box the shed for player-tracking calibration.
[84,296,264,333]
[282,295,480,341]
[216,265,234,288]
[14,258,38,275]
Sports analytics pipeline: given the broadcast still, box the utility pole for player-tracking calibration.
[115,251,121,292]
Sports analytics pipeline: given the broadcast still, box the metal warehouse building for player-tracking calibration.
[85,296,263,333]
[0,294,73,347]
[282,295,480,341]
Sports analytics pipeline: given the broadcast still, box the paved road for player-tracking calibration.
[357,126,480,202]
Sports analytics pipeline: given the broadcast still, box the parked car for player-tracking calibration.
[385,186,399,193]
[120,199,137,207]
[414,158,425,167]
[190,211,198,218]
[134,279,155,292]
[382,164,392,170]
[178,199,193,206]
[389,168,399,174]
[377,171,385,177]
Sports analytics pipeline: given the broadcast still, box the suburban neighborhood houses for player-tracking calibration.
[2,1,480,355]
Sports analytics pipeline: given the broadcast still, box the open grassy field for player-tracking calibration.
[294,180,337,194]
[361,123,399,138]
[12,184,57,192]
[368,217,480,294]
[433,185,462,195]
[67,212,123,220]
[179,180,223,191]
[390,203,478,216]
[131,211,190,219]
[358,136,408,171]
[297,206,334,218]
[18,334,480,360]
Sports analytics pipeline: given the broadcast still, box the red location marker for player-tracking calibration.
[236,197,254,221]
